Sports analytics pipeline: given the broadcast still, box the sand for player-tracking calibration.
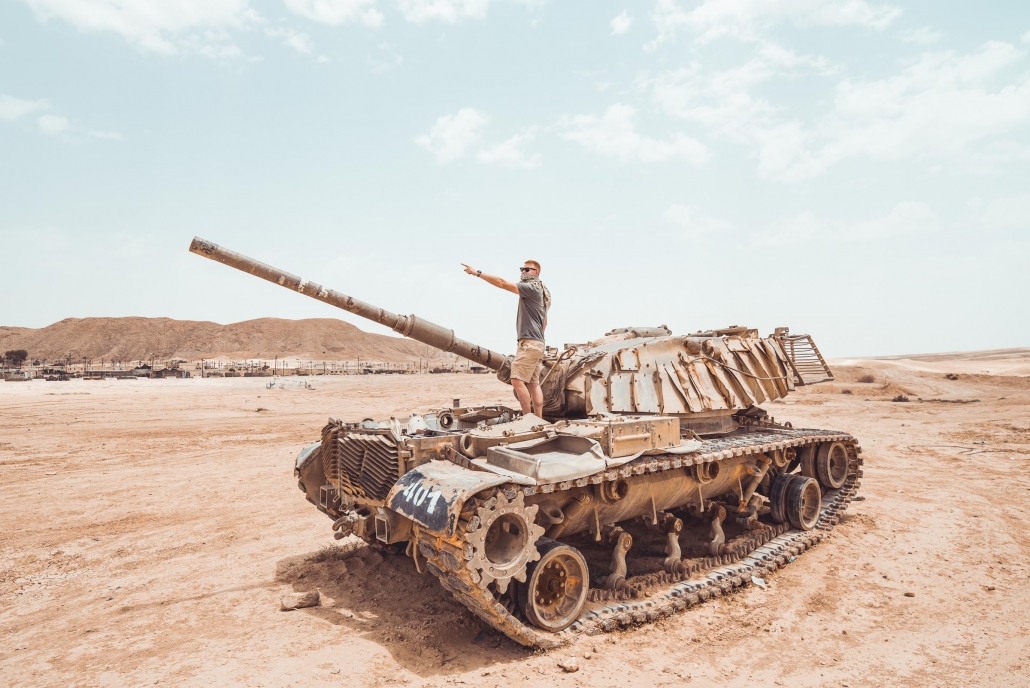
[1,351,1028,687]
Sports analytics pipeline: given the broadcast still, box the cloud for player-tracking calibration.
[901,26,942,45]
[284,0,383,27]
[397,0,488,23]
[415,108,489,163]
[642,43,832,140]
[610,10,632,36]
[1023,29,1030,44]
[23,0,257,57]
[558,103,709,164]
[368,41,403,72]
[37,114,70,135]
[749,211,823,246]
[977,193,1030,231]
[477,128,541,168]
[88,129,125,140]
[662,204,732,238]
[2,93,121,140]
[0,94,50,121]
[266,26,314,54]
[838,201,937,240]
[749,202,936,245]
[647,0,901,49]
[754,41,1030,180]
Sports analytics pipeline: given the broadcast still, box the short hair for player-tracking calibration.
[524,259,541,271]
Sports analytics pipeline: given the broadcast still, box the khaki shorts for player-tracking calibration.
[511,339,544,384]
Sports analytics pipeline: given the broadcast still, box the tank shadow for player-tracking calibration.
[274,541,530,677]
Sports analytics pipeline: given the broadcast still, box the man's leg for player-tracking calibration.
[511,378,533,415]
[528,382,544,417]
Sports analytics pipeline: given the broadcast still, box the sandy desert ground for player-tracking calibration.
[2,350,1029,687]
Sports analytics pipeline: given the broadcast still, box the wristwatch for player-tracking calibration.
[476,270,482,277]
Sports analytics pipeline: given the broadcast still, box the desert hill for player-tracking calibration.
[0,317,445,363]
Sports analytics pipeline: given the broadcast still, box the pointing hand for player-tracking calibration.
[461,263,476,275]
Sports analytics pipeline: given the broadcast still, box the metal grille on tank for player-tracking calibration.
[340,432,400,501]
[320,423,363,498]
[320,423,340,485]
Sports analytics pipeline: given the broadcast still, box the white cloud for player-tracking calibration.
[1022,29,1030,44]
[642,41,833,141]
[23,0,256,57]
[749,211,823,246]
[89,129,125,140]
[838,201,937,240]
[611,10,632,36]
[559,103,708,164]
[754,41,1030,180]
[0,94,50,121]
[37,114,70,135]
[978,193,1030,231]
[901,26,942,45]
[647,0,901,49]
[284,0,383,27]
[663,204,732,238]
[415,108,489,163]
[266,26,314,54]
[749,202,936,245]
[368,41,402,72]
[477,128,541,168]
[397,0,488,23]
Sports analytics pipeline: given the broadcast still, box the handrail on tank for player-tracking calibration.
[188,237,509,371]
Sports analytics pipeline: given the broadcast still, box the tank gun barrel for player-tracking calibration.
[188,237,508,371]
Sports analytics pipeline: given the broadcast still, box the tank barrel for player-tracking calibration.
[188,237,509,371]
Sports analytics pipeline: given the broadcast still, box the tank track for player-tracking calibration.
[414,427,863,650]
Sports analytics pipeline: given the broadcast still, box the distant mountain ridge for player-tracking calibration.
[0,317,443,363]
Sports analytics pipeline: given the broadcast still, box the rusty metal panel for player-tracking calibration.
[728,350,769,404]
[666,362,703,412]
[657,365,688,414]
[608,372,635,412]
[565,416,680,457]
[632,372,661,413]
[617,348,639,371]
[585,375,609,415]
[685,360,730,410]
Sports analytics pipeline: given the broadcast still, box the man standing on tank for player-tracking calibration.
[461,259,550,417]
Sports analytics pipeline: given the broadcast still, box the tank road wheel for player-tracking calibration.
[815,441,849,490]
[517,540,589,633]
[464,491,545,594]
[768,473,794,524]
[786,476,822,531]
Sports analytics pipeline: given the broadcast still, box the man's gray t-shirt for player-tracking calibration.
[516,281,547,343]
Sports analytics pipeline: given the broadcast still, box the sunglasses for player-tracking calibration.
[520,267,535,273]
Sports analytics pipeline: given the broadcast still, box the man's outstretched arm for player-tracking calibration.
[461,264,518,294]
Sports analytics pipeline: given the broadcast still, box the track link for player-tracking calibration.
[415,428,863,649]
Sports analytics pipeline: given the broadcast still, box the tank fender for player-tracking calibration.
[387,460,509,537]
[294,441,321,475]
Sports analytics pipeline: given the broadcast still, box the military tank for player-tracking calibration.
[189,237,862,648]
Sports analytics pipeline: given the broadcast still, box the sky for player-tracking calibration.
[1,0,1029,359]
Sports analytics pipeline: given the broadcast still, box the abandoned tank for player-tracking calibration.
[189,237,863,648]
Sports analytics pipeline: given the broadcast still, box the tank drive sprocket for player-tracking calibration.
[464,490,545,594]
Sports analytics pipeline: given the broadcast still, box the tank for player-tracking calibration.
[189,237,863,648]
